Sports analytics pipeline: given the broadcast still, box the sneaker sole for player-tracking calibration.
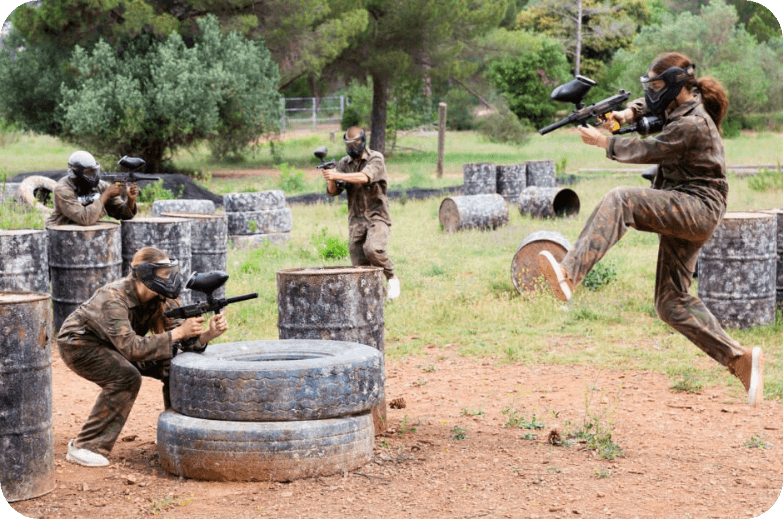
[537,251,571,302]
[66,452,109,467]
[749,347,764,406]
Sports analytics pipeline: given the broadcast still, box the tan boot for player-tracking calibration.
[537,251,573,302]
[727,347,764,407]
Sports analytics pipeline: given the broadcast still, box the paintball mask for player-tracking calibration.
[132,259,183,300]
[344,129,366,160]
[640,64,694,116]
[68,150,101,189]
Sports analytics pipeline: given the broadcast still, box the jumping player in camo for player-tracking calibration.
[47,150,139,226]
[538,51,765,406]
[321,126,400,300]
[57,247,229,467]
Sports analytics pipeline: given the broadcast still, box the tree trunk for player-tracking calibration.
[574,0,582,77]
[370,74,388,155]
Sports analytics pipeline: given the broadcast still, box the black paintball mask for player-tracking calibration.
[344,129,366,160]
[132,259,183,300]
[640,64,695,117]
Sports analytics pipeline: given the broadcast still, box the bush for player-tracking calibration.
[137,179,176,204]
[443,88,479,131]
[748,167,783,192]
[722,116,742,139]
[582,261,618,291]
[475,110,532,146]
[276,163,307,193]
[0,200,45,229]
[312,227,349,260]
[741,112,783,132]
[341,106,361,131]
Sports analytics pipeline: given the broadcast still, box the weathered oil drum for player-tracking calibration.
[162,213,228,303]
[496,164,527,202]
[760,209,783,307]
[48,223,122,329]
[462,162,497,195]
[225,208,293,235]
[526,159,556,188]
[0,182,21,203]
[121,217,192,303]
[517,186,580,219]
[698,211,777,329]
[0,229,49,293]
[439,194,509,233]
[223,190,287,213]
[511,231,572,293]
[0,292,54,502]
[276,266,387,434]
[152,199,215,217]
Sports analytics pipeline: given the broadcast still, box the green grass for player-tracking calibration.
[2,130,783,402]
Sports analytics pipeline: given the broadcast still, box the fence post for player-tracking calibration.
[340,96,345,122]
[437,102,447,178]
[280,98,286,132]
[312,98,317,130]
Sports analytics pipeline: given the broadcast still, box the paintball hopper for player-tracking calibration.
[314,146,328,160]
[186,270,229,297]
[118,156,146,171]
[550,75,596,107]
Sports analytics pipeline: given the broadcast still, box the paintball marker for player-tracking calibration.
[539,75,631,136]
[164,270,258,353]
[314,146,346,189]
[101,156,162,185]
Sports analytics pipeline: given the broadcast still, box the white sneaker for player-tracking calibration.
[537,251,573,302]
[66,439,109,467]
[387,276,400,301]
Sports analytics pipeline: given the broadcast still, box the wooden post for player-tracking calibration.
[437,102,447,178]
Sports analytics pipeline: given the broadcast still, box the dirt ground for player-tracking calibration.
[5,342,783,519]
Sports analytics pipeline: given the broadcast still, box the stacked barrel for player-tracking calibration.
[223,190,293,248]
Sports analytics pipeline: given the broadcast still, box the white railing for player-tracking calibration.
[280,96,346,131]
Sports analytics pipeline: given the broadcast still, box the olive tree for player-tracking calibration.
[58,15,280,170]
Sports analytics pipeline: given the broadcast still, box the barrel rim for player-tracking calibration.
[0,228,47,236]
[160,212,226,220]
[0,291,52,304]
[121,216,193,224]
[47,222,119,231]
[277,266,383,276]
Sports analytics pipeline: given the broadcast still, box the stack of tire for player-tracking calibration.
[223,190,293,249]
[157,339,384,482]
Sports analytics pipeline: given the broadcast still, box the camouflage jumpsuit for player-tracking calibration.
[332,147,395,279]
[47,173,137,227]
[561,95,744,366]
[56,277,186,456]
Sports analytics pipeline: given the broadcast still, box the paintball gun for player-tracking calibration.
[101,156,162,185]
[314,147,346,190]
[539,75,631,136]
[164,270,258,353]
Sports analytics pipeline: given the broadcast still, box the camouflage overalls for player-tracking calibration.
[561,95,744,366]
[47,173,137,227]
[56,278,183,456]
[333,148,395,279]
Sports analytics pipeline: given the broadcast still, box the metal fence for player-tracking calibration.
[280,96,346,132]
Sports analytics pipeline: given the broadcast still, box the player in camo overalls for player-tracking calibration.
[57,246,229,467]
[321,126,400,300]
[538,52,765,406]
[47,150,139,227]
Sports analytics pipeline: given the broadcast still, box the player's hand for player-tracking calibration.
[172,316,205,341]
[206,313,229,341]
[100,183,123,203]
[578,125,610,149]
[126,183,140,202]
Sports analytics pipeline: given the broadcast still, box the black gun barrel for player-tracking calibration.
[223,293,259,305]
[539,116,577,136]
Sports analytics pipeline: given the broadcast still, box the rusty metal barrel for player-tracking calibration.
[48,223,122,329]
[152,199,216,217]
[121,217,192,303]
[462,162,497,195]
[526,159,556,187]
[0,229,49,293]
[698,211,777,329]
[511,231,572,293]
[496,164,527,202]
[760,209,783,307]
[439,194,509,233]
[0,292,54,502]
[276,266,387,433]
[518,187,580,219]
[162,213,228,303]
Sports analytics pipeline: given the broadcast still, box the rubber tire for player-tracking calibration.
[17,175,57,215]
[169,340,384,421]
[157,409,374,481]
[225,207,293,235]
[223,190,286,213]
